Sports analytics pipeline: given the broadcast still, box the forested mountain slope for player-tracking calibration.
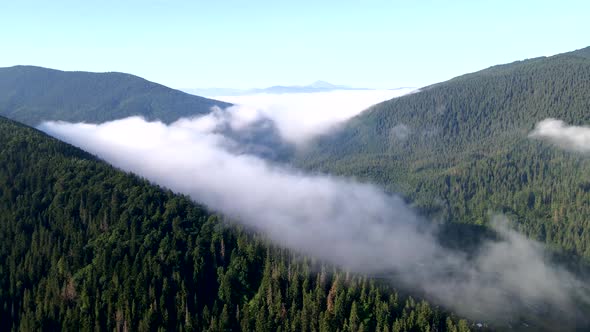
[0,66,231,125]
[0,116,469,331]
[298,46,590,259]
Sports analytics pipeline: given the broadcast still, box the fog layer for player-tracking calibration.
[39,113,589,325]
[215,89,415,145]
[530,118,590,153]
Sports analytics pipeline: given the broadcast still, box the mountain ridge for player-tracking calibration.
[0,65,231,125]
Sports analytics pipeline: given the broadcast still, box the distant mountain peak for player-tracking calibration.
[308,81,339,89]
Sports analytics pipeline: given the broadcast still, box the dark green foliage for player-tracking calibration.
[0,117,467,331]
[0,66,231,126]
[298,46,590,259]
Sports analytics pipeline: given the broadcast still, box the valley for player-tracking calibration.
[1,33,589,332]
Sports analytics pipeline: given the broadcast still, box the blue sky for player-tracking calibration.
[1,1,588,89]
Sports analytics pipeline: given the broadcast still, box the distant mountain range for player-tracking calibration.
[0,66,231,125]
[182,80,401,97]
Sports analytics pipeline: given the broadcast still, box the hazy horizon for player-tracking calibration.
[2,1,588,90]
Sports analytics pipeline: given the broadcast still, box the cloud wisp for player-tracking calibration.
[530,118,590,153]
[215,89,415,145]
[39,116,590,327]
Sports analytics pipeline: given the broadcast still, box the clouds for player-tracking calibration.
[215,89,415,145]
[390,123,411,141]
[39,116,432,272]
[39,115,589,326]
[529,118,590,153]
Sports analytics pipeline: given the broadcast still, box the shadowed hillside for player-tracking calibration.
[0,116,469,331]
[0,66,231,125]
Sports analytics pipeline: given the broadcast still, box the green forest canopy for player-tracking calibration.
[297,46,590,260]
[0,116,470,331]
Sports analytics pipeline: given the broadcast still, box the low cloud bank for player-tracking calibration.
[40,116,589,326]
[530,118,590,152]
[215,89,415,145]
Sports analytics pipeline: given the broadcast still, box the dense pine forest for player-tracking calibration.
[0,116,470,331]
[298,46,590,260]
[3,45,590,331]
[0,66,231,126]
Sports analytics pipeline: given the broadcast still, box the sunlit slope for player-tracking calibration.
[298,46,590,258]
